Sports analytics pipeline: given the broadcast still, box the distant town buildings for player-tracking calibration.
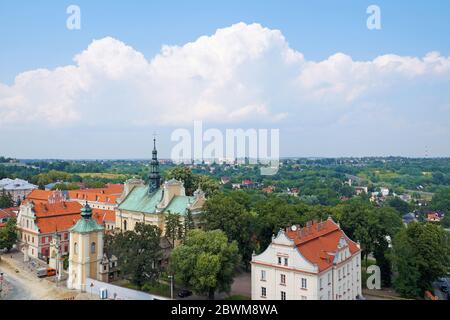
[251,217,362,300]
[354,186,368,195]
[0,178,37,205]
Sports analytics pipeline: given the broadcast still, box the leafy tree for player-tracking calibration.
[169,229,240,299]
[196,175,220,197]
[0,218,17,251]
[165,167,197,195]
[183,209,195,240]
[107,223,162,287]
[430,187,450,213]
[165,212,183,247]
[390,222,450,298]
[202,193,256,269]
[0,189,14,208]
[387,197,412,215]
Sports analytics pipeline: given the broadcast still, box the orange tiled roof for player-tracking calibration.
[285,219,360,272]
[36,214,80,234]
[92,208,115,224]
[33,201,82,217]
[68,184,123,204]
[0,207,19,219]
[26,189,53,204]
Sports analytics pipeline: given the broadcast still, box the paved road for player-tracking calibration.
[0,267,37,300]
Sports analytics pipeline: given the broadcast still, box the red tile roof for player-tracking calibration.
[33,201,82,234]
[68,184,123,204]
[92,208,115,224]
[26,190,53,204]
[0,207,19,219]
[285,219,360,272]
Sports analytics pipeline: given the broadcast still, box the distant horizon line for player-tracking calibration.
[3,156,450,162]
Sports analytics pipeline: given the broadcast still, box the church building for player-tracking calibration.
[67,202,104,291]
[115,138,206,234]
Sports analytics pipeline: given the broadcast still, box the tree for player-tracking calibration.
[202,193,256,270]
[165,212,183,247]
[196,175,219,197]
[0,189,14,208]
[387,197,412,215]
[390,222,450,298]
[0,218,17,251]
[107,223,162,287]
[165,167,197,195]
[183,209,195,240]
[430,187,450,213]
[169,229,240,299]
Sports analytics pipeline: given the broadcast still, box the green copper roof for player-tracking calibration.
[118,185,194,216]
[164,195,194,215]
[70,217,104,233]
[118,186,163,214]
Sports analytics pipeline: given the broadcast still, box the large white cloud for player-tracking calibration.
[1,22,450,131]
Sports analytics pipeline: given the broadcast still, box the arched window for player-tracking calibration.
[123,220,127,231]
[91,242,96,254]
[74,242,78,254]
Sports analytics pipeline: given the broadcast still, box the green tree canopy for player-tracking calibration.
[390,222,450,298]
[0,218,17,251]
[202,193,256,269]
[105,223,162,287]
[169,229,240,299]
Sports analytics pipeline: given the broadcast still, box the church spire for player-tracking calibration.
[149,135,161,193]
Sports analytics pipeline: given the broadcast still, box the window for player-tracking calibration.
[319,278,323,290]
[277,257,282,265]
[280,274,286,285]
[284,257,288,266]
[301,296,307,300]
[338,269,341,280]
[261,287,266,298]
[301,278,307,289]
[91,242,96,254]
[261,270,266,281]
[123,220,127,231]
[281,291,286,300]
[74,242,78,254]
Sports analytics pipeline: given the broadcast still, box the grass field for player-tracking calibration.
[76,172,128,179]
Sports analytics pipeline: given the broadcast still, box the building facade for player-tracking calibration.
[17,190,116,262]
[67,203,104,291]
[0,178,37,205]
[251,218,362,300]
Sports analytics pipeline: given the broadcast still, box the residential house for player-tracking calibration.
[251,217,362,300]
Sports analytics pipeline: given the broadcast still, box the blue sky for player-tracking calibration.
[0,1,450,158]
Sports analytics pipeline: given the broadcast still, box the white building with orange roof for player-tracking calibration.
[251,217,362,300]
[17,188,120,262]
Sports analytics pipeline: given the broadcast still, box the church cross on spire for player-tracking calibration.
[149,133,161,193]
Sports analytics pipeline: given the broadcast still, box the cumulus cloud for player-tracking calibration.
[1,22,450,132]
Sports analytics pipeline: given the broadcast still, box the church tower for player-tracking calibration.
[67,202,104,292]
[149,137,161,193]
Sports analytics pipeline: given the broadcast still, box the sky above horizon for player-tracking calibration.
[1,0,450,159]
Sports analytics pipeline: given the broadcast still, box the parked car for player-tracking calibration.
[177,289,193,298]
[36,267,56,278]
